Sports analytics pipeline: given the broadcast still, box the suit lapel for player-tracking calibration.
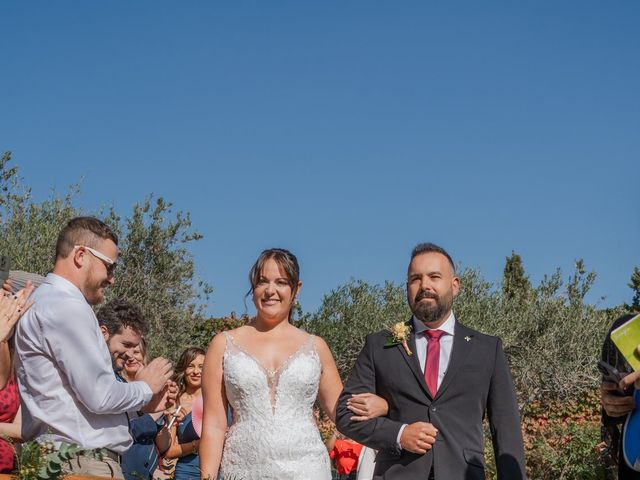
[397,319,432,399]
[434,321,475,400]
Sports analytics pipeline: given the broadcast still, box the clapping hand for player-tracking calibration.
[0,281,35,342]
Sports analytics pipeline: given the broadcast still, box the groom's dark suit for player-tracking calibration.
[336,317,526,480]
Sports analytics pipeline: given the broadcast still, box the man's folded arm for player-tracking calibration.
[336,334,402,453]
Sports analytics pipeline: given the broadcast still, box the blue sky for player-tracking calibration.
[1,1,638,317]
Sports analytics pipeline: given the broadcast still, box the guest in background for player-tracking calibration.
[97,298,177,480]
[15,217,175,478]
[601,313,640,479]
[0,282,34,388]
[0,282,34,472]
[122,338,148,382]
[0,382,20,473]
[161,347,205,480]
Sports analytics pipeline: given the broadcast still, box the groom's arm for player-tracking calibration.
[336,333,403,454]
[487,337,527,480]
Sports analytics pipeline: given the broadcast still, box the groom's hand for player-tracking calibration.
[400,422,438,454]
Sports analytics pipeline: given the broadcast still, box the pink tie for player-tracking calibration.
[424,330,445,397]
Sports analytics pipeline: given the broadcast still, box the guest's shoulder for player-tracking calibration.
[38,292,91,316]
[29,284,92,325]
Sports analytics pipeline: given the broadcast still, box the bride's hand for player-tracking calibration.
[347,393,389,421]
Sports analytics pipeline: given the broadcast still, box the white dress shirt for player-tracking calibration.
[396,312,456,447]
[412,312,456,386]
[14,273,152,453]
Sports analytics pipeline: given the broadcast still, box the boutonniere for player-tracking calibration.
[384,322,413,356]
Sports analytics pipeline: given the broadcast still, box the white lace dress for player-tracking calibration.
[220,332,332,480]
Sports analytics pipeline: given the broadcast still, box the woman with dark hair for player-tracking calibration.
[199,248,388,480]
[162,347,206,480]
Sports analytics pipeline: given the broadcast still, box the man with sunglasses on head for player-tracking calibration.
[14,217,176,479]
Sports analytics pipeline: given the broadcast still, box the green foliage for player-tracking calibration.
[516,392,614,480]
[0,152,211,361]
[105,197,213,359]
[485,415,611,480]
[525,421,609,479]
[627,266,640,312]
[303,280,409,379]
[458,260,615,406]
[0,152,80,275]
[14,440,91,480]
[502,251,531,304]
[188,313,250,349]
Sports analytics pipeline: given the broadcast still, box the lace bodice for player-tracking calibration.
[220,332,331,480]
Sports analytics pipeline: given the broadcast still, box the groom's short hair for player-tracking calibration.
[410,243,456,274]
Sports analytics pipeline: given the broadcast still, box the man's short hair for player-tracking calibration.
[97,298,149,337]
[410,242,456,274]
[55,217,118,259]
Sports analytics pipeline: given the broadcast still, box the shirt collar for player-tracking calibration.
[44,272,88,303]
[412,311,456,337]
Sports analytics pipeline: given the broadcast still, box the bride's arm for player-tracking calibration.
[199,333,229,480]
[316,337,389,424]
[316,336,343,423]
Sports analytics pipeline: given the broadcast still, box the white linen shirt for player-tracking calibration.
[14,273,152,453]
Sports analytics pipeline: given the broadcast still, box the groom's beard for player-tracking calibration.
[411,290,453,325]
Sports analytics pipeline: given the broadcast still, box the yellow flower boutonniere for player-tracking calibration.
[384,322,413,356]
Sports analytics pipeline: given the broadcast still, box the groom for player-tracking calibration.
[336,243,526,479]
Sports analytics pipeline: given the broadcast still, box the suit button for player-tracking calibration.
[431,407,437,412]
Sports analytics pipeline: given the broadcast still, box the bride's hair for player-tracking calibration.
[247,248,300,321]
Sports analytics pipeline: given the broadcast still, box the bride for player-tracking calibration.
[199,248,388,480]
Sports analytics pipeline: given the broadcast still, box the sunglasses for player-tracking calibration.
[75,245,118,276]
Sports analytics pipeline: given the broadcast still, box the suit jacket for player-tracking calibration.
[336,318,526,480]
